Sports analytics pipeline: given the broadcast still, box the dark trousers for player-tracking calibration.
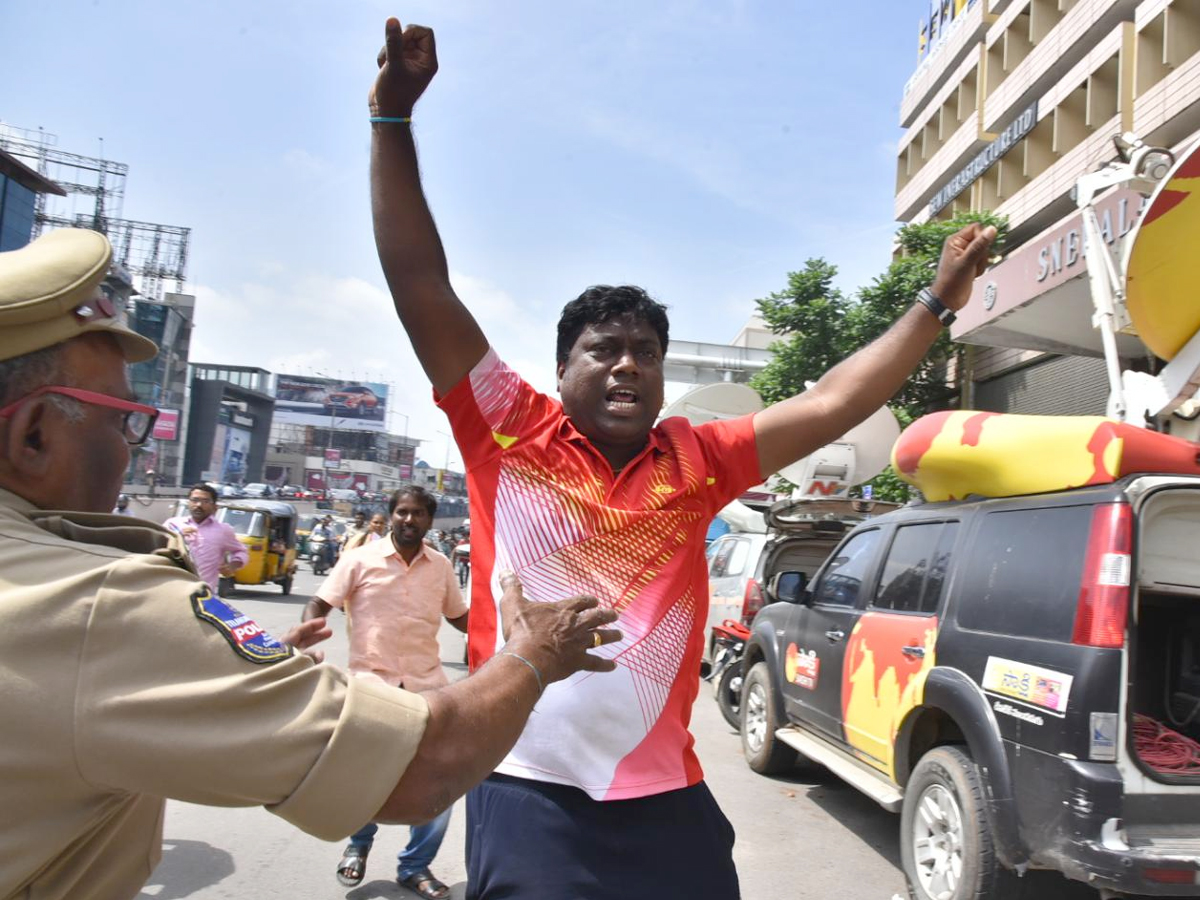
[465,773,739,899]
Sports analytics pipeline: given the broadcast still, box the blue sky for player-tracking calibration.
[1,1,920,469]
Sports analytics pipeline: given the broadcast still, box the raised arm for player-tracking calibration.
[370,17,489,395]
[753,223,996,478]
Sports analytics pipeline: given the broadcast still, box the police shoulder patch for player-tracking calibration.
[191,586,293,664]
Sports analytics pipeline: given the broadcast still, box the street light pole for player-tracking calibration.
[397,412,410,485]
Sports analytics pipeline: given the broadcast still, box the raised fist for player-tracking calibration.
[370,18,438,118]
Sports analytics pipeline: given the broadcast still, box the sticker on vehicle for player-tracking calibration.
[982,656,1073,713]
[785,643,820,690]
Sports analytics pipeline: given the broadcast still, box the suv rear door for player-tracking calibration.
[783,526,886,743]
[842,519,959,775]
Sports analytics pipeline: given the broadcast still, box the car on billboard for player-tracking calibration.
[324,385,381,418]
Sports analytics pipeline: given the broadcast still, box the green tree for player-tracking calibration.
[751,212,1006,502]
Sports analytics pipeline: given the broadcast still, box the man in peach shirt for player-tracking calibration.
[303,484,466,899]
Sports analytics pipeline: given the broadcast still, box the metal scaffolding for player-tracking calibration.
[0,122,190,299]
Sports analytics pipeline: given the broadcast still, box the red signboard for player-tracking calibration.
[152,408,180,441]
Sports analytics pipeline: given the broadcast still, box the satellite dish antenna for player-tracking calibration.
[777,401,900,499]
[659,382,764,426]
[660,383,766,532]
[1124,139,1200,363]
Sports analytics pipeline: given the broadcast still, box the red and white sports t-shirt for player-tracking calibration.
[437,349,762,800]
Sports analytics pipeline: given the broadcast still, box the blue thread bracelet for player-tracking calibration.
[497,651,545,695]
[369,116,412,124]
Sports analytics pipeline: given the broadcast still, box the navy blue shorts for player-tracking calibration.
[465,774,739,899]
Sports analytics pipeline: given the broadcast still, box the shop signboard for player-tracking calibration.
[928,101,1037,215]
[152,408,180,441]
[273,374,389,433]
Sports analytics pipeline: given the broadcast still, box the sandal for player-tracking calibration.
[398,868,450,899]
[335,843,370,887]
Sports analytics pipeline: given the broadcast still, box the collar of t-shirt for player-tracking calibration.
[551,415,670,476]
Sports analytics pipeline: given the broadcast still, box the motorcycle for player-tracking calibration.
[705,619,751,729]
[310,530,336,576]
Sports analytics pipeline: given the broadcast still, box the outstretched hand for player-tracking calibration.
[497,573,622,685]
[370,17,437,118]
[281,616,333,664]
[930,223,997,311]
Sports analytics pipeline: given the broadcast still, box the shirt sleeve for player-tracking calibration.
[75,554,428,841]
[435,347,561,470]
[315,554,357,610]
[692,412,764,512]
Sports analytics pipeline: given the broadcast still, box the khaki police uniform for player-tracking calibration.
[0,231,431,900]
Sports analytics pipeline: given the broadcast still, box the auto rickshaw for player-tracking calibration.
[296,512,318,558]
[215,500,299,596]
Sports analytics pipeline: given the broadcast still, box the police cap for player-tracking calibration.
[0,229,158,363]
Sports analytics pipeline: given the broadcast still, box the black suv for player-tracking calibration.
[739,475,1200,899]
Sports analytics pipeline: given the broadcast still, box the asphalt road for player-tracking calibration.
[137,566,1108,900]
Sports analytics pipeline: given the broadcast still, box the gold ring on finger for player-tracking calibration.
[592,631,603,649]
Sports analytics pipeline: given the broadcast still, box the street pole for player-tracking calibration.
[398,412,409,487]
[437,429,453,493]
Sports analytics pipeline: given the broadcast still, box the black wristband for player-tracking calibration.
[916,288,956,327]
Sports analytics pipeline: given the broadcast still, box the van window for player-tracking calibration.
[724,539,750,578]
[812,529,882,608]
[710,536,751,578]
[955,506,1091,640]
[709,538,735,577]
[874,521,959,614]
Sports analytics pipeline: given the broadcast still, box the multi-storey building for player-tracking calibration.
[0,149,63,251]
[896,0,1200,416]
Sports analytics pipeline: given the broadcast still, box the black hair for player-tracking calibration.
[389,484,438,518]
[190,483,218,502]
[555,285,670,365]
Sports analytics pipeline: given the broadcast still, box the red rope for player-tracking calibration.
[1134,714,1200,774]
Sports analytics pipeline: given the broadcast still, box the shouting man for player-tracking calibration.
[367,17,994,899]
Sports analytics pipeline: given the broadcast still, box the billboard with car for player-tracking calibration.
[273,374,389,433]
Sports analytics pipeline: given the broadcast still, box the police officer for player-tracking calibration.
[0,229,622,900]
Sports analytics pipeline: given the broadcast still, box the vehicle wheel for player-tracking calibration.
[901,745,1011,900]
[218,576,236,598]
[281,575,293,595]
[716,661,744,730]
[740,661,797,774]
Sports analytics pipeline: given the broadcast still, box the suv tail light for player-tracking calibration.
[740,578,765,627]
[1072,502,1132,648]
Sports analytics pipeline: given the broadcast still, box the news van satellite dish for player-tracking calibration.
[1125,140,1200,362]
[659,382,764,426]
[777,402,900,499]
[659,383,766,533]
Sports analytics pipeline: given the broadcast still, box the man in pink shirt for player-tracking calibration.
[302,485,467,900]
[163,484,248,593]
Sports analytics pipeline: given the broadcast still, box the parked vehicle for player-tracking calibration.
[214,500,298,596]
[242,482,272,498]
[705,618,751,729]
[739,438,1200,899]
[704,499,893,670]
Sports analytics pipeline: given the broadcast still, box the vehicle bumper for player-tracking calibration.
[1008,743,1200,895]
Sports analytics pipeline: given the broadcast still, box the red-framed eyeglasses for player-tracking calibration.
[0,386,160,445]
